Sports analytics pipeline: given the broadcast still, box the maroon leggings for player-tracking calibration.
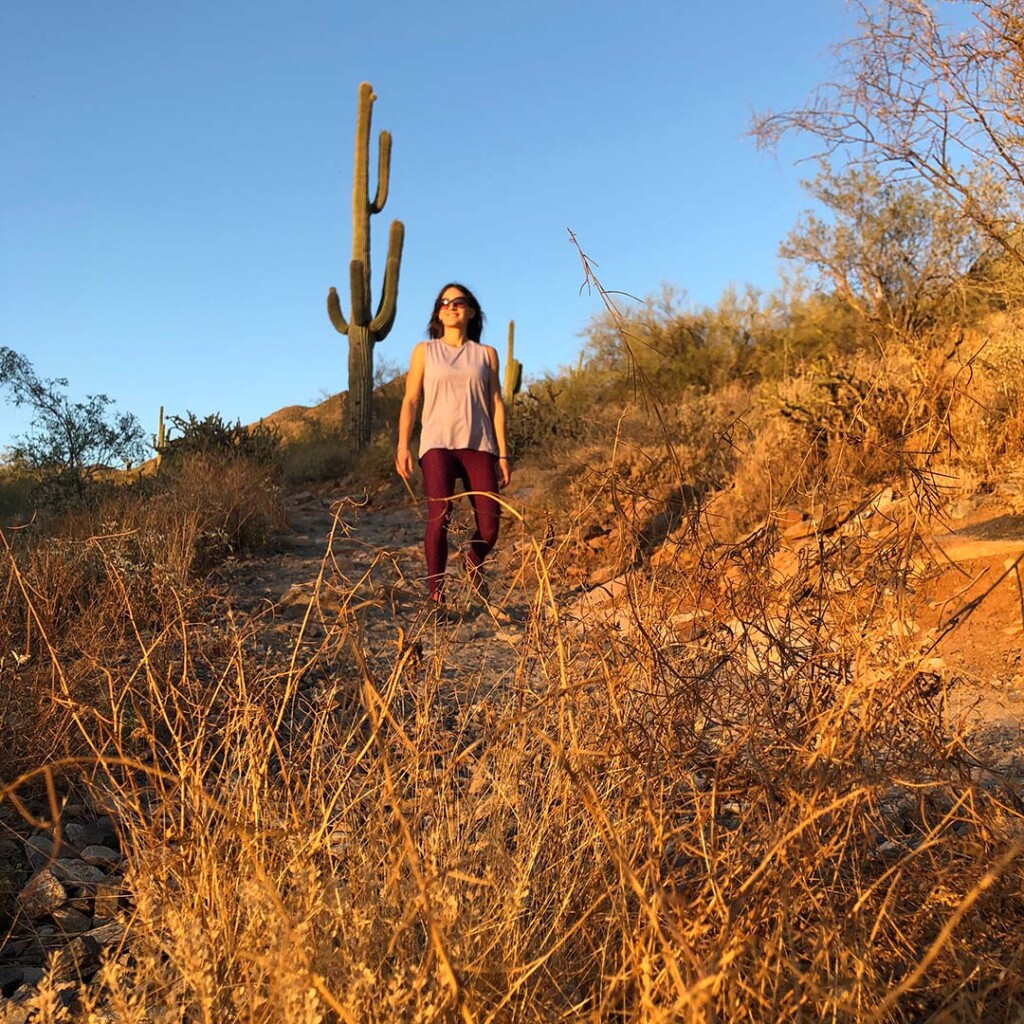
[419,447,500,600]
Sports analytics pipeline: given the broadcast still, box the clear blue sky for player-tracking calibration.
[1,0,853,452]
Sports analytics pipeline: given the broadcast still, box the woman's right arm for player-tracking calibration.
[396,342,426,480]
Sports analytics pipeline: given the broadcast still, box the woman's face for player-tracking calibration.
[438,287,475,329]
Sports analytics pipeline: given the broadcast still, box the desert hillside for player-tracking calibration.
[3,282,1024,1023]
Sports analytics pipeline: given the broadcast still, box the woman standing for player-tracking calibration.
[396,283,511,616]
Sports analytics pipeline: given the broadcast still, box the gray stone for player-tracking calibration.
[0,967,22,995]
[92,816,118,843]
[874,840,905,858]
[84,921,126,948]
[50,921,127,982]
[47,944,82,983]
[3,938,40,961]
[49,859,106,886]
[63,823,90,849]
[16,868,66,918]
[24,979,78,1008]
[88,824,118,847]
[53,906,93,935]
[80,845,121,869]
[24,835,55,871]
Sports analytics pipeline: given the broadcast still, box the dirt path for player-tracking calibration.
[211,488,545,707]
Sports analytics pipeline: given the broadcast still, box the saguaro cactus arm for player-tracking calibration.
[371,132,392,214]
[327,288,349,334]
[369,221,405,337]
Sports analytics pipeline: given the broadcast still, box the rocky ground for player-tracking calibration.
[2,481,1023,1020]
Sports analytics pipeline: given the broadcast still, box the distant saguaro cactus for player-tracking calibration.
[153,405,165,467]
[504,319,523,406]
[327,81,405,450]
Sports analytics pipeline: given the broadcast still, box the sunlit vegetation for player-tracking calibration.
[4,5,1024,1016]
[2,237,1023,1017]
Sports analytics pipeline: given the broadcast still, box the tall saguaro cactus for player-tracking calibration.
[327,81,405,449]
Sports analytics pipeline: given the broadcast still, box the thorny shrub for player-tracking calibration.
[506,373,595,461]
[158,412,282,467]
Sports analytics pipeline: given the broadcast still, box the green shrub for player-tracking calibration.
[506,376,594,461]
[159,412,282,467]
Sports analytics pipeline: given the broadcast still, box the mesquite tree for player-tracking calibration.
[781,163,988,341]
[327,81,404,449]
[0,347,146,496]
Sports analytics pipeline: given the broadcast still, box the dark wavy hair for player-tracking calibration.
[427,282,485,342]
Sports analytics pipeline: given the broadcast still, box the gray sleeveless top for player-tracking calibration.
[418,339,498,458]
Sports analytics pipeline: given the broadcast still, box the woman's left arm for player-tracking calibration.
[486,346,511,488]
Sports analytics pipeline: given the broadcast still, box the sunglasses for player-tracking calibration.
[439,297,469,310]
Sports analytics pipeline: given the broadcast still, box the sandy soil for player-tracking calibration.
[917,506,1024,768]
[211,486,542,715]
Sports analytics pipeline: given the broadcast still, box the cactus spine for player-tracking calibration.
[327,81,405,449]
[503,319,523,406]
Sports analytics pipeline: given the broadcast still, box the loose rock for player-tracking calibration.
[16,869,66,919]
[80,846,121,870]
[49,860,107,886]
[63,823,90,849]
[23,836,55,872]
[92,879,124,922]
[52,906,93,936]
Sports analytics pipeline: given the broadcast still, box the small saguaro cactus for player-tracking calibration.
[503,319,523,406]
[153,406,165,467]
[327,81,405,450]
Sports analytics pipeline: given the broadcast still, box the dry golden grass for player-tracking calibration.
[3,293,1024,1020]
[3,464,1024,1022]
[0,454,286,779]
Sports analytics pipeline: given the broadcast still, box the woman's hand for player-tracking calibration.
[497,457,512,489]
[396,448,416,480]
